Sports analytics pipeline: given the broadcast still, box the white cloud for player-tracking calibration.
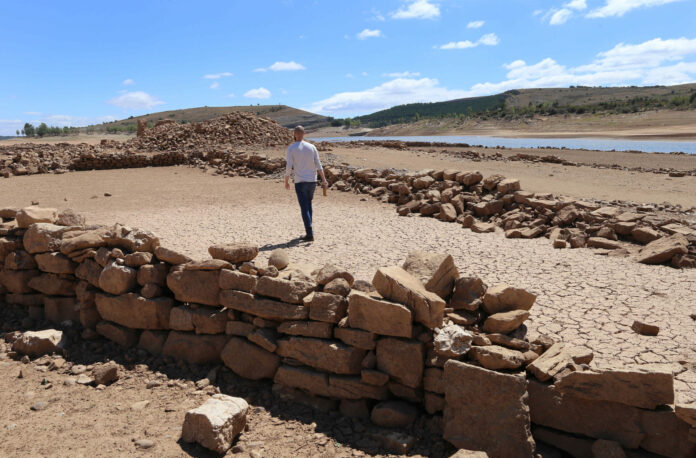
[357,29,382,40]
[122,78,135,85]
[383,71,421,78]
[391,0,440,20]
[550,8,574,24]
[372,9,386,21]
[203,72,233,79]
[269,61,306,71]
[346,73,354,78]
[308,36,696,116]
[588,0,682,18]
[362,72,369,76]
[244,87,271,99]
[439,33,500,50]
[308,77,469,114]
[566,0,588,9]
[210,82,219,89]
[107,91,165,110]
[467,20,485,29]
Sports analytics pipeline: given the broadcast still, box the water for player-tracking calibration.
[308,135,696,155]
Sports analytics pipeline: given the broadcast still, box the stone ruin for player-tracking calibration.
[0,206,694,457]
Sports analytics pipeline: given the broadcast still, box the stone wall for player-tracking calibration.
[0,207,694,457]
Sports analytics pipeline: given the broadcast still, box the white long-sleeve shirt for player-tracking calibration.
[285,140,323,183]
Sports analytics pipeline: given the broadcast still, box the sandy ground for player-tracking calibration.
[0,337,454,458]
[2,167,695,404]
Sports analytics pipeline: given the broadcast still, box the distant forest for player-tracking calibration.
[333,87,696,128]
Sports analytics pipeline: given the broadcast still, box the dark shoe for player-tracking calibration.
[302,235,314,242]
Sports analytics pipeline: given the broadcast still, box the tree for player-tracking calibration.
[23,122,35,137]
[36,123,48,137]
[15,130,19,136]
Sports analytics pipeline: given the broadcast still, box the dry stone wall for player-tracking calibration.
[1,207,694,457]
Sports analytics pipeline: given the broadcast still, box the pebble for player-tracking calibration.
[76,374,93,385]
[30,401,48,411]
[134,439,154,449]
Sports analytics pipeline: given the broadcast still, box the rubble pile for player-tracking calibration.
[127,112,293,151]
[0,207,693,457]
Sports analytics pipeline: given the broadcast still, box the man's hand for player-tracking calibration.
[284,176,290,190]
[321,180,328,189]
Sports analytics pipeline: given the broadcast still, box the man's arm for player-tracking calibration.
[284,146,293,190]
[313,146,328,188]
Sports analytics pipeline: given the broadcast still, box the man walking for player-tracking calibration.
[285,126,328,242]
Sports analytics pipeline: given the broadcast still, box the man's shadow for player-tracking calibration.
[259,237,311,252]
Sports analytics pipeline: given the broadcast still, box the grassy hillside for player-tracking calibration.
[89,105,331,134]
[354,83,696,127]
[355,94,507,127]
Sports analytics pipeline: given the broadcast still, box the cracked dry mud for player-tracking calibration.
[2,166,694,405]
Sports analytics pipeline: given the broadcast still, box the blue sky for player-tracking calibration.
[1,0,695,135]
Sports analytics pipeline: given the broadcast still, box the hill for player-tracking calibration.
[89,105,331,134]
[354,83,696,127]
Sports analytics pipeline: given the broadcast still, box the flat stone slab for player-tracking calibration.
[555,367,674,409]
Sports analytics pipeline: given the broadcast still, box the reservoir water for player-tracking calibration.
[308,135,696,155]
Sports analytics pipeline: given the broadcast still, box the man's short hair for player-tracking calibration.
[294,125,305,133]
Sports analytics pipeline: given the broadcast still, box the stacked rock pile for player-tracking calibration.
[126,112,293,151]
[1,207,693,457]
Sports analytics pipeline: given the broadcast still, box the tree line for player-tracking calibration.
[19,122,80,137]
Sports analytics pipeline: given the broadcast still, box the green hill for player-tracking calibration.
[354,83,696,127]
[88,105,332,134]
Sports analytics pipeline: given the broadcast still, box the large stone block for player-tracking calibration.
[138,330,168,355]
[347,291,412,338]
[555,367,674,409]
[161,331,227,364]
[95,293,173,329]
[220,290,309,321]
[136,263,168,286]
[372,266,445,329]
[376,338,424,388]
[28,273,76,296]
[75,259,102,287]
[482,284,536,314]
[637,234,688,264]
[305,292,348,323]
[12,329,66,356]
[274,365,331,397]
[527,379,644,449]
[23,223,79,254]
[96,321,139,348]
[98,262,137,295]
[254,275,316,304]
[167,269,220,306]
[181,394,249,454]
[526,343,574,382]
[4,250,37,270]
[0,269,40,293]
[16,206,57,228]
[219,269,256,292]
[328,375,390,400]
[220,337,280,380]
[208,243,258,263]
[449,277,487,311]
[482,310,529,334]
[34,252,77,274]
[334,327,376,350]
[443,360,535,458]
[402,250,459,300]
[276,336,365,375]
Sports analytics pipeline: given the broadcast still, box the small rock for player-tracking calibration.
[134,439,155,449]
[76,374,93,385]
[30,401,49,411]
[131,400,150,410]
[631,320,659,336]
[268,249,290,270]
[92,363,119,386]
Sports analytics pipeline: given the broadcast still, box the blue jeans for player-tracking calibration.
[294,182,316,237]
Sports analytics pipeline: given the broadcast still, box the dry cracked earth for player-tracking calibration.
[1,165,695,456]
